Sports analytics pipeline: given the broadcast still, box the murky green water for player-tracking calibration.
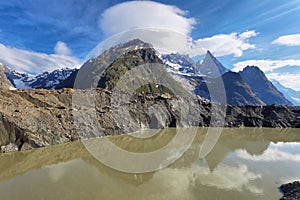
[0,128,300,200]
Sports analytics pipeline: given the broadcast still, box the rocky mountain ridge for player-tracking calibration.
[239,66,292,105]
[161,50,292,106]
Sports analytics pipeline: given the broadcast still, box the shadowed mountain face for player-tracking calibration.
[0,64,14,90]
[195,71,264,106]
[239,66,292,106]
[193,54,291,106]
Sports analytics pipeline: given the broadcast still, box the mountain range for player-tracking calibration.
[161,47,292,105]
[271,79,300,106]
[0,39,297,106]
[3,66,76,89]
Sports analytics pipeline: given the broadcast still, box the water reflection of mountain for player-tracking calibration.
[0,128,299,184]
[204,134,270,172]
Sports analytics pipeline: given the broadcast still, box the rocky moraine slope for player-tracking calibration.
[0,88,299,153]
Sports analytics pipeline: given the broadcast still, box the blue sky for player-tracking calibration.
[0,0,300,90]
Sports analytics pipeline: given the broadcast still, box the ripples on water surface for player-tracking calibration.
[0,128,300,200]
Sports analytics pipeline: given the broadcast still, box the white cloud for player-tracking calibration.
[98,1,257,58]
[233,59,300,72]
[99,1,195,37]
[43,160,262,199]
[236,143,300,162]
[196,164,262,194]
[196,31,258,57]
[239,30,259,40]
[0,43,80,74]
[272,34,300,46]
[54,41,71,55]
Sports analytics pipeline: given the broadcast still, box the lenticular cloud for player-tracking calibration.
[99,1,195,36]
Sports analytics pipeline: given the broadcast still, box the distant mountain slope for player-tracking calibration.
[0,63,14,89]
[196,51,229,78]
[195,71,264,105]
[271,79,300,106]
[55,70,79,89]
[239,66,292,106]
[162,53,196,76]
[160,53,199,94]
[30,68,77,89]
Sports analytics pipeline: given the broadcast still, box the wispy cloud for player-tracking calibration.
[0,43,80,74]
[236,142,300,162]
[272,34,300,46]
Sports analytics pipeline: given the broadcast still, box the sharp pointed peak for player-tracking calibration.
[206,50,214,57]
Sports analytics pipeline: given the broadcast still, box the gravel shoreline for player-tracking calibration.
[280,181,300,200]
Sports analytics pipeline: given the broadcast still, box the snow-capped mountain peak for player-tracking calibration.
[161,53,197,76]
[4,67,77,89]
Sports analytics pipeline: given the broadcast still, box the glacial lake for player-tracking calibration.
[0,128,300,200]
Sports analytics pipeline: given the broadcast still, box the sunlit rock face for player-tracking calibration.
[0,63,14,90]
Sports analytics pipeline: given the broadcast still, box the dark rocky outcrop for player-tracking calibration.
[280,181,300,200]
[225,104,300,128]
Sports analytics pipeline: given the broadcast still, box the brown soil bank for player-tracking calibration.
[0,88,299,153]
